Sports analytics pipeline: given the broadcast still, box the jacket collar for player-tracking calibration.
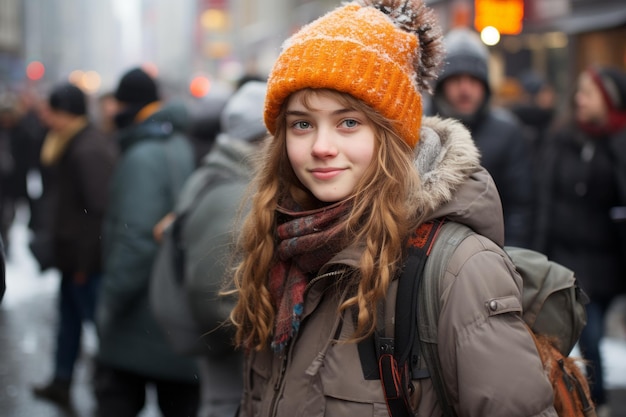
[418,116,505,246]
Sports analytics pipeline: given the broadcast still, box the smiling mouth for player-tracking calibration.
[310,168,344,180]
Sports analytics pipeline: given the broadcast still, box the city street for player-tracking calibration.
[0,207,159,417]
[0,205,625,416]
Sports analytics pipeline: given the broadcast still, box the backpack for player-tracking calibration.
[375,219,596,417]
[149,170,229,355]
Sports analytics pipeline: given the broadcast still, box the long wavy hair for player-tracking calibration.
[229,89,427,351]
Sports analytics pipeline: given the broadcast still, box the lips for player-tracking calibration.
[310,167,345,180]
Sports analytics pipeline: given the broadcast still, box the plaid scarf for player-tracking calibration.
[269,200,349,352]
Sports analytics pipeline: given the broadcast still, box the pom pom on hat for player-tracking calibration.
[49,83,87,116]
[264,0,443,148]
[114,67,159,106]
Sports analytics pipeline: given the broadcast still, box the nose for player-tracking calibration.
[311,126,338,158]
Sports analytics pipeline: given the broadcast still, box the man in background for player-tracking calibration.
[32,83,117,408]
[94,67,199,417]
[428,28,534,247]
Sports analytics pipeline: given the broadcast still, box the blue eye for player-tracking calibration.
[341,119,359,128]
[293,121,311,130]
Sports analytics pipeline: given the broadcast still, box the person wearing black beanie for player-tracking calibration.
[533,65,626,416]
[32,82,117,408]
[49,83,87,116]
[112,67,160,130]
[94,67,199,417]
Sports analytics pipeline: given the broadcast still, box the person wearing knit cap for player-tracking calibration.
[93,67,200,416]
[112,67,160,130]
[533,65,626,414]
[227,1,557,416]
[428,27,534,248]
[32,83,117,408]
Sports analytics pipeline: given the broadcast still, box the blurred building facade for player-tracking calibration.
[0,0,337,99]
[0,0,624,102]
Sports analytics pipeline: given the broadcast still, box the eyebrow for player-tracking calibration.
[285,108,357,117]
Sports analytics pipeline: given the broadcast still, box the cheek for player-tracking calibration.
[351,136,376,169]
[286,139,306,171]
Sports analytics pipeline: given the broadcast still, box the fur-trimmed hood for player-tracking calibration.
[416,116,505,246]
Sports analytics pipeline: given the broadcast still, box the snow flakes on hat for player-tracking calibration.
[264,0,444,148]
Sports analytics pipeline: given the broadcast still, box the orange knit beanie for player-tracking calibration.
[264,0,444,148]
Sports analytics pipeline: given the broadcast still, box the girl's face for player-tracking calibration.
[285,90,376,203]
[575,72,608,126]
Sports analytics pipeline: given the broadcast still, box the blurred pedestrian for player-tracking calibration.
[509,72,557,156]
[0,93,19,249]
[533,65,626,415]
[186,95,228,167]
[94,67,199,417]
[427,28,534,247]
[180,80,267,417]
[229,1,556,416]
[31,83,117,408]
[96,91,120,137]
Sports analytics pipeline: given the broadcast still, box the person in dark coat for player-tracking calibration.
[533,65,626,413]
[428,28,534,247]
[32,83,117,408]
[0,95,19,248]
[510,72,557,157]
[94,67,199,417]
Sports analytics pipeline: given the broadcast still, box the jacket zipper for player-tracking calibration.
[304,269,344,295]
[267,268,347,416]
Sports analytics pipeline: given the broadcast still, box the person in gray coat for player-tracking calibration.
[94,67,199,417]
[164,80,267,417]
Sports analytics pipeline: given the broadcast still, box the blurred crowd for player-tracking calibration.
[0,22,625,417]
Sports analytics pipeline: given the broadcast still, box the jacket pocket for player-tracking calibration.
[485,295,522,316]
[317,341,389,417]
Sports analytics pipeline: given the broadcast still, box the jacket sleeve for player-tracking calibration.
[98,144,173,327]
[437,234,557,417]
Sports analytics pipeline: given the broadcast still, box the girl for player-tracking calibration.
[229,1,557,416]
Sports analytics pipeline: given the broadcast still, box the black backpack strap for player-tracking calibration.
[377,218,445,417]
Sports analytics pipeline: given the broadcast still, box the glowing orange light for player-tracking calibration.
[189,76,211,98]
[26,61,45,80]
[474,0,524,35]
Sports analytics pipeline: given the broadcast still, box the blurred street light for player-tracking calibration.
[25,61,45,81]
